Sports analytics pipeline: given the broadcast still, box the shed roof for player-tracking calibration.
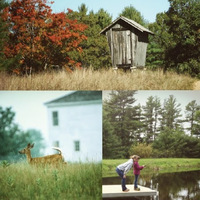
[45,91,102,106]
[100,16,154,35]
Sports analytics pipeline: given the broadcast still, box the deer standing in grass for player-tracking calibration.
[19,143,67,166]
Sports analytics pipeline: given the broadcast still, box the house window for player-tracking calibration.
[74,141,80,152]
[52,111,59,126]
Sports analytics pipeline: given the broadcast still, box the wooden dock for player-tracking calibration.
[102,184,158,198]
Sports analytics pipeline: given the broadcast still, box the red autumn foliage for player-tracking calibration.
[2,0,87,74]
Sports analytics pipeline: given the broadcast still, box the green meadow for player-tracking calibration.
[103,158,200,177]
[0,161,102,200]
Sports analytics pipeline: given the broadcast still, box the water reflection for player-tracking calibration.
[103,170,200,200]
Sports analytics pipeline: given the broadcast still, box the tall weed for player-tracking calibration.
[0,162,102,200]
[0,69,196,90]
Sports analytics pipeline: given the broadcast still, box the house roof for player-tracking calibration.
[100,16,154,35]
[45,91,102,105]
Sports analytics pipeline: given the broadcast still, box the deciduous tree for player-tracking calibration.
[67,4,112,70]
[0,0,10,70]
[2,0,87,74]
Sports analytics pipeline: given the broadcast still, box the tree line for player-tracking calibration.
[103,91,200,159]
[1,0,200,77]
[0,0,112,74]
[0,106,45,161]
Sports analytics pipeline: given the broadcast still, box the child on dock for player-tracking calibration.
[116,155,136,192]
[133,155,145,191]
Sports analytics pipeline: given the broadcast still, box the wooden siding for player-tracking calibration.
[135,32,148,66]
[105,22,149,68]
[101,16,153,69]
[112,30,132,66]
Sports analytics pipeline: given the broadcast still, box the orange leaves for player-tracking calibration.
[12,68,20,75]
[35,36,40,41]
[67,8,73,13]
[2,0,88,73]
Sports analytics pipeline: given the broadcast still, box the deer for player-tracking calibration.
[19,143,67,166]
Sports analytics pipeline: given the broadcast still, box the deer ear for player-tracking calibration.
[31,143,34,148]
[27,143,31,148]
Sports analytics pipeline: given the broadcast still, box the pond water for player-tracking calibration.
[103,170,200,200]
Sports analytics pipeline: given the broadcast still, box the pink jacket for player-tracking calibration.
[133,161,144,175]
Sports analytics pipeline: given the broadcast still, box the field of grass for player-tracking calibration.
[0,68,197,90]
[103,158,200,177]
[0,161,101,200]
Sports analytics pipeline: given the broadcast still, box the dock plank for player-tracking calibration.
[103,184,157,198]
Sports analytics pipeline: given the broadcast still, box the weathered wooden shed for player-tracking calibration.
[100,16,154,70]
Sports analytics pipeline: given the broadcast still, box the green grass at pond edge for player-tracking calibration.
[0,162,102,200]
[103,158,200,177]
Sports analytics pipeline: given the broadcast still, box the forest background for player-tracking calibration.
[0,0,200,78]
[103,91,200,159]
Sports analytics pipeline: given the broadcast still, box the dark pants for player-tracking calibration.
[134,174,139,188]
[116,167,127,191]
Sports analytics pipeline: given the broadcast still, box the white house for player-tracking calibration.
[44,91,102,162]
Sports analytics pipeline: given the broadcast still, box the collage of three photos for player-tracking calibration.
[1,0,200,200]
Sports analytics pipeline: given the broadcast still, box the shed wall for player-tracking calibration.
[105,21,149,68]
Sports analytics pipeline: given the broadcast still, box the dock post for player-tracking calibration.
[155,183,159,200]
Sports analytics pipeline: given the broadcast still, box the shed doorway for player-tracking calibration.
[112,29,133,68]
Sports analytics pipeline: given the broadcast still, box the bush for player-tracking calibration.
[178,59,200,79]
[129,143,153,158]
[152,128,200,158]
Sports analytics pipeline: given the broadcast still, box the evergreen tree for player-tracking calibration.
[0,106,44,160]
[143,96,154,143]
[153,128,200,158]
[67,4,112,70]
[104,91,137,158]
[160,95,182,130]
[142,96,161,143]
[185,100,200,136]
[103,103,123,159]
[128,103,144,143]
[149,0,200,77]
[146,17,166,69]
[193,110,200,138]
[119,5,146,26]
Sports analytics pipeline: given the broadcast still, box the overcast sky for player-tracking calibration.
[103,90,200,118]
[50,0,170,23]
[0,91,71,140]
[1,90,200,142]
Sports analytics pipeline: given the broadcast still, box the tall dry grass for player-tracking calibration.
[0,68,196,90]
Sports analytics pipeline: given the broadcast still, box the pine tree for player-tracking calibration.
[104,91,137,158]
[193,110,200,138]
[119,5,146,26]
[103,103,123,158]
[160,95,182,130]
[142,96,161,143]
[185,100,200,136]
[149,0,200,77]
